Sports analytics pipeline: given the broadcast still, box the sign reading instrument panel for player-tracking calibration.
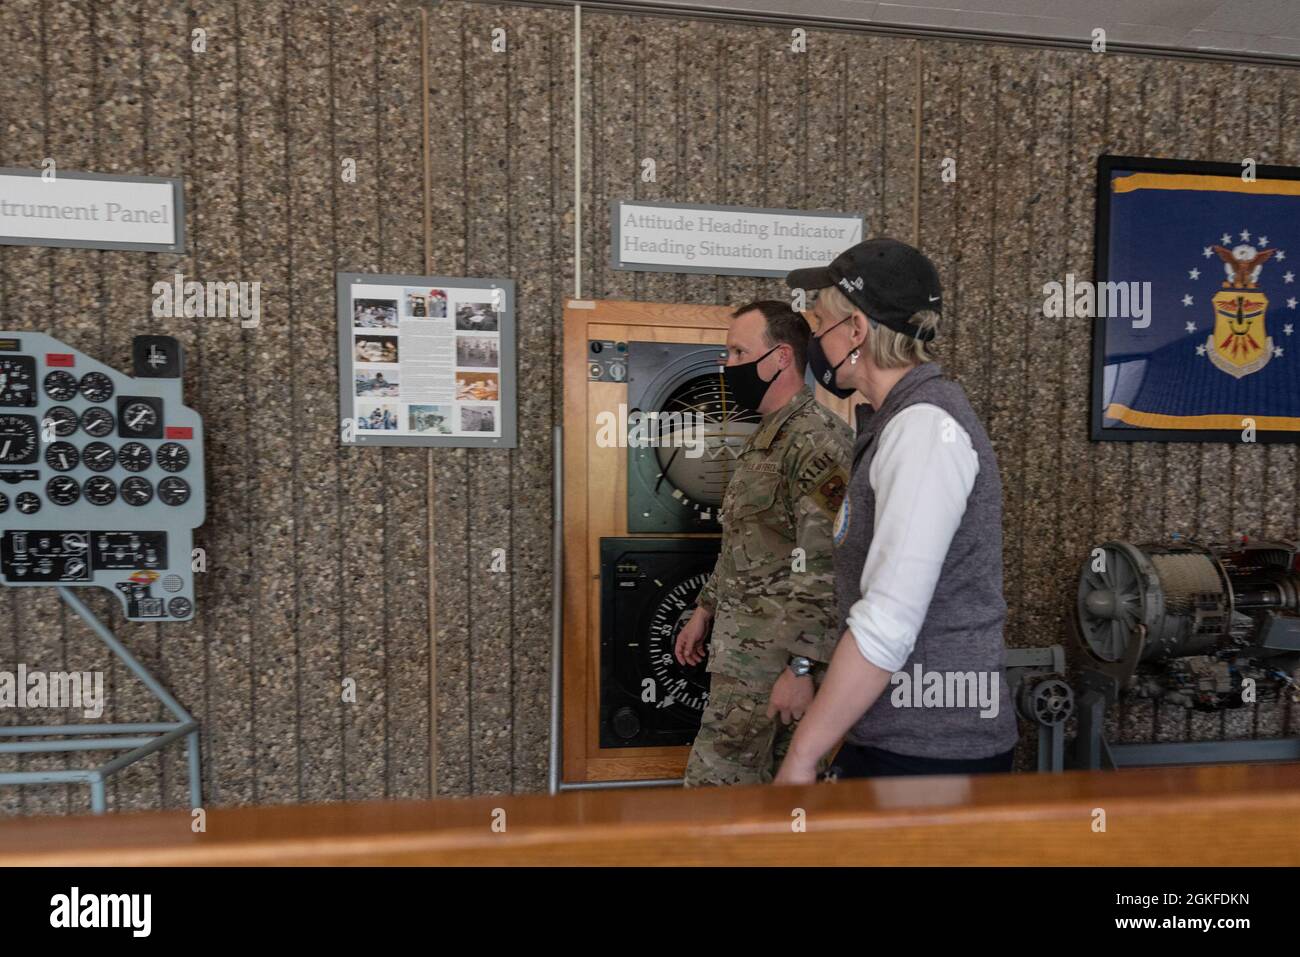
[0,168,184,252]
[611,200,864,278]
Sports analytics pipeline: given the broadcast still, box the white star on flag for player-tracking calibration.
[1241,229,1252,241]
[1286,271,1295,284]
[1196,344,1206,356]
[1182,296,1194,307]
[1189,268,1200,280]
[1286,324,1295,335]
[1260,236,1270,246]
[1185,320,1196,331]
[1289,299,1298,309]
[1275,345,1285,358]
[1203,246,1213,258]
[1222,233,1232,244]
[1278,250,1287,261]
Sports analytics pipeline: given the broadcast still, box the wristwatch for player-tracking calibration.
[787,655,814,677]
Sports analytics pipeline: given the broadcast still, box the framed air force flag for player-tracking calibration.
[1092,155,1300,443]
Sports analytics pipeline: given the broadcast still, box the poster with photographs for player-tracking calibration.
[337,273,516,448]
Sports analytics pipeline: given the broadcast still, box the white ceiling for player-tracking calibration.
[584,0,1300,62]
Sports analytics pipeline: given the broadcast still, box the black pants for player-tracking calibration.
[828,742,1015,779]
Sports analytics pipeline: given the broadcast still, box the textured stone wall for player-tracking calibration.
[1,0,1296,815]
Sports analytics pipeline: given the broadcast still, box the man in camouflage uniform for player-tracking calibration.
[675,300,852,787]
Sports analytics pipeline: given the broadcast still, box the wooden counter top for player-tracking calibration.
[2,764,1298,865]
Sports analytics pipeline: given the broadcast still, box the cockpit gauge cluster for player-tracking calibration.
[0,333,204,621]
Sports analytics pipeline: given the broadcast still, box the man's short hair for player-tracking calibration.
[730,300,809,373]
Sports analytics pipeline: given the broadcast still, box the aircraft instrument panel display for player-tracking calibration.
[0,332,204,620]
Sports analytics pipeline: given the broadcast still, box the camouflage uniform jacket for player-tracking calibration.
[696,385,853,684]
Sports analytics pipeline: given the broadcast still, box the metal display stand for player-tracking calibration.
[0,586,201,813]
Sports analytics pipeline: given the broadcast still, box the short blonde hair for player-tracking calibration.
[817,285,939,369]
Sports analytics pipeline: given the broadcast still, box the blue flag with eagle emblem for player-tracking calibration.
[1099,167,1300,437]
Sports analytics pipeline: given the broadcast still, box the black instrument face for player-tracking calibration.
[118,442,151,472]
[117,396,163,438]
[80,407,115,437]
[120,476,153,506]
[156,442,189,473]
[44,441,79,472]
[46,475,80,506]
[0,355,36,407]
[16,491,40,514]
[79,371,114,403]
[81,442,115,473]
[599,537,720,749]
[83,476,118,506]
[43,406,78,437]
[157,476,190,506]
[0,415,38,464]
[43,370,78,402]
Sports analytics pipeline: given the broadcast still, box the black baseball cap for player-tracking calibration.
[785,238,942,342]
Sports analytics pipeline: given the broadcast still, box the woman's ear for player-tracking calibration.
[851,311,871,350]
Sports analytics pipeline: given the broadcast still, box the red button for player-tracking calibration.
[165,426,193,440]
[46,353,75,367]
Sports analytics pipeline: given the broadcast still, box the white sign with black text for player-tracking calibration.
[611,200,864,278]
[0,168,184,252]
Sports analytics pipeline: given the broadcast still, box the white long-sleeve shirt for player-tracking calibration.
[846,403,979,673]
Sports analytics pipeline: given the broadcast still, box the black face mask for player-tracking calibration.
[722,345,780,414]
[807,317,857,400]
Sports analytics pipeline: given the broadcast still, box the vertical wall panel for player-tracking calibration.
[426,1,471,797]
[334,2,389,802]
[377,4,431,801]
[287,0,345,805]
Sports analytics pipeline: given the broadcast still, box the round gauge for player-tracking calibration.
[644,569,713,719]
[83,475,118,506]
[43,406,78,438]
[81,442,116,473]
[628,370,761,532]
[158,476,190,506]
[0,414,38,464]
[118,442,152,472]
[44,440,79,472]
[80,406,115,437]
[168,597,193,619]
[157,442,190,473]
[44,370,78,401]
[0,356,36,406]
[120,476,152,506]
[0,493,8,513]
[15,491,40,514]
[120,401,158,435]
[46,475,80,506]
[79,371,114,402]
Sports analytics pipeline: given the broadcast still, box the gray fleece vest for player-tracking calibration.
[833,363,1019,759]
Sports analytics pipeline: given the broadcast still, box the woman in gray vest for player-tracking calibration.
[774,238,1019,782]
